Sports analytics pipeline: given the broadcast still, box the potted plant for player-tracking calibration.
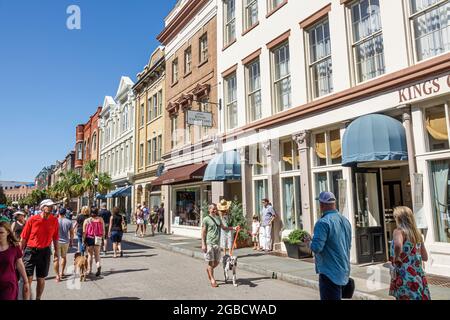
[283,229,313,259]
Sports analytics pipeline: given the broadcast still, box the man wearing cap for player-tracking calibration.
[11,211,26,240]
[53,208,74,282]
[20,199,59,300]
[307,191,352,300]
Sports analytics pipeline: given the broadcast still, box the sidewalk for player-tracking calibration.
[123,228,450,300]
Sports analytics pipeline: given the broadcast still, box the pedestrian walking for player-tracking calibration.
[251,215,261,251]
[307,192,352,301]
[201,203,236,288]
[99,203,112,255]
[74,206,89,255]
[389,206,431,300]
[53,208,74,282]
[259,199,277,252]
[150,207,158,236]
[20,199,59,300]
[218,200,233,256]
[142,202,149,236]
[157,203,165,233]
[108,207,124,258]
[11,211,26,240]
[135,205,144,237]
[0,221,30,300]
[82,207,104,277]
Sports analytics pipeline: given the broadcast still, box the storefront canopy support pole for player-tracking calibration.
[400,104,417,209]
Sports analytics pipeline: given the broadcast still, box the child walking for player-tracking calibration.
[252,215,261,251]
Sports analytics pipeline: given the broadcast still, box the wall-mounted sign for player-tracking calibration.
[398,74,450,104]
[186,110,213,127]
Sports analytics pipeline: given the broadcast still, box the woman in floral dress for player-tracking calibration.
[389,206,431,300]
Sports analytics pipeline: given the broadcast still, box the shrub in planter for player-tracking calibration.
[229,201,252,248]
[282,230,313,259]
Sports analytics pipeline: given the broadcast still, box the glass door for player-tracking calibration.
[354,169,386,264]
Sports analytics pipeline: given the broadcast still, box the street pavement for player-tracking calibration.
[40,241,319,300]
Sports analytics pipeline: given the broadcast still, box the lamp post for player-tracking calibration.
[93,177,99,207]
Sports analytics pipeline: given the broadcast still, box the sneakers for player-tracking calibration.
[95,267,101,277]
[120,251,123,257]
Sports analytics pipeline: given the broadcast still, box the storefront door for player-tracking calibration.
[353,169,387,264]
[382,181,403,245]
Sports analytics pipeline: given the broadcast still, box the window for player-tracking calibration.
[224,0,236,46]
[272,42,291,112]
[92,133,97,152]
[314,170,343,218]
[184,47,192,74]
[199,97,210,138]
[430,159,450,243]
[281,176,302,230]
[314,129,342,166]
[425,105,449,152]
[77,143,83,160]
[410,0,450,62]
[252,144,268,175]
[225,73,238,130]
[254,179,268,216]
[246,59,262,122]
[172,59,179,84]
[147,97,152,121]
[308,19,333,98]
[199,34,208,63]
[153,94,158,118]
[125,144,129,169]
[171,115,178,148]
[139,143,144,167]
[140,104,145,127]
[147,140,152,166]
[123,106,128,131]
[244,0,258,31]
[152,137,158,163]
[350,0,385,83]
[268,0,284,12]
[157,135,162,161]
[280,140,300,172]
[158,90,163,115]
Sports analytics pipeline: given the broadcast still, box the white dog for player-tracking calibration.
[222,254,238,287]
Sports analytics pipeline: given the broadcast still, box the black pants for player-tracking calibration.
[319,274,343,300]
[157,220,164,233]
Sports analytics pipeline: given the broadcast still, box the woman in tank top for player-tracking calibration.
[82,207,104,277]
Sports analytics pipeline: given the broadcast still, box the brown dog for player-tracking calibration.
[74,252,88,282]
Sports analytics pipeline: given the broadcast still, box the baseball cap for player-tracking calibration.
[13,211,25,217]
[40,199,56,209]
[316,191,336,204]
[59,208,67,215]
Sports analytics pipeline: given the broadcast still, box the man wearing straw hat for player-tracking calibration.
[201,202,236,288]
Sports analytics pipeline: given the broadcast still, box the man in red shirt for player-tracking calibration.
[20,199,59,300]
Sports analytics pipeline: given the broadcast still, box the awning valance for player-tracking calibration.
[203,150,241,182]
[152,163,207,186]
[105,186,131,198]
[342,114,408,167]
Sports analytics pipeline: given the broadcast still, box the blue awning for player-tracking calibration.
[115,186,132,197]
[203,150,241,181]
[96,193,107,200]
[105,186,132,198]
[342,114,408,167]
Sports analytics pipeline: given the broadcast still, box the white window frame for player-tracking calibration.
[199,34,208,63]
[172,59,179,84]
[225,73,238,130]
[245,58,262,123]
[271,42,292,113]
[267,0,284,13]
[224,0,236,46]
[185,47,192,74]
[243,0,258,32]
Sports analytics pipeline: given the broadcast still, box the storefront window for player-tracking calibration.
[173,188,201,227]
[315,129,342,166]
[430,159,450,243]
[149,193,161,213]
[252,144,268,175]
[425,105,449,152]
[281,140,300,172]
[314,170,343,219]
[281,176,302,230]
[254,179,268,217]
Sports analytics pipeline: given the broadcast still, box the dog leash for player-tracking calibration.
[230,226,241,256]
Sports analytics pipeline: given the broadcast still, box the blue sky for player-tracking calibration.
[0,0,176,181]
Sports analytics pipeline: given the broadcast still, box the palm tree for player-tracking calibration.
[81,160,112,206]
[55,170,84,207]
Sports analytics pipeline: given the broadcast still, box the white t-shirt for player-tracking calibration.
[252,221,260,235]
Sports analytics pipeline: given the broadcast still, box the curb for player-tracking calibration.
[123,233,382,300]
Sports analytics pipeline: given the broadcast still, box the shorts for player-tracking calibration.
[252,235,259,243]
[136,218,144,225]
[23,247,51,278]
[220,231,233,249]
[204,245,221,263]
[144,219,148,225]
[104,224,110,235]
[110,231,123,243]
[56,243,69,258]
[85,237,96,247]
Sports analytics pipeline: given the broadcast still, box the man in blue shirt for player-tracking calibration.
[308,191,352,300]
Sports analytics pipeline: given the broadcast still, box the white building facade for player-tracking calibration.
[216,0,450,277]
[99,76,136,219]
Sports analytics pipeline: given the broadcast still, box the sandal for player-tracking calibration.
[211,282,219,288]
